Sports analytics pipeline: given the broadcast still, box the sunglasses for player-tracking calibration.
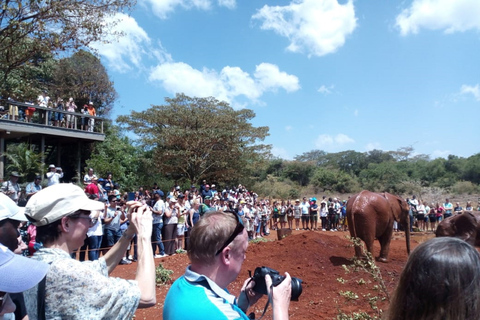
[215,210,245,256]
[69,210,97,228]
[71,216,97,228]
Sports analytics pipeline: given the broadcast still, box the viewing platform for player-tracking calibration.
[0,99,106,180]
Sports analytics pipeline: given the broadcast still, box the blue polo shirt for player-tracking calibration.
[163,267,249,320]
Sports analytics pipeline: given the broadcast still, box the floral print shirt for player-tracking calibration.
[24,248,140,319]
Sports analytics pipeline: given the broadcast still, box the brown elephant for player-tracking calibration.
[436,211,480,246]
[346,190,411,263]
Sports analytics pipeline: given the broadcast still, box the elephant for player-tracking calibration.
[436,211,480,246]
[346,190,411,263]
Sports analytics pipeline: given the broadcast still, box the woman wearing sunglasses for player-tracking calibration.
[23,184,156,319]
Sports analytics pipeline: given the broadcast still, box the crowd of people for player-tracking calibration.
[1,93,98,132]
[0,173,294,319]
[2,168,480,319]
[404,195,477,232]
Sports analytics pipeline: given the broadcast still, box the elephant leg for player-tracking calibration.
[377,228,393,263]
[364,236,375,258]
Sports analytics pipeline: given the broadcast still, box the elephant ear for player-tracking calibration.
[383,192,403,221]
[454,212,478,246]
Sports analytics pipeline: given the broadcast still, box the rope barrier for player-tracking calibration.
[30,235,189,258]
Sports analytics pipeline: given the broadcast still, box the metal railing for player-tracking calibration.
[0,99,105,134]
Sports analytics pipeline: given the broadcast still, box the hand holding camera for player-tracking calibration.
[251,266,302,301]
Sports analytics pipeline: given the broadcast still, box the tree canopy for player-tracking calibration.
[0,0,134,97]
[51,50,116,115]
[117,93,270,184]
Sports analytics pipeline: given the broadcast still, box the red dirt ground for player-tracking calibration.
[111,230,434,319]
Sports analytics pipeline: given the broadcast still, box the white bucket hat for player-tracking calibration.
[0,244,49,293]
[25,184,105,226]
[0,193,26,222]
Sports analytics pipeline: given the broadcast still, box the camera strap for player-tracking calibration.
[246,272,273,320]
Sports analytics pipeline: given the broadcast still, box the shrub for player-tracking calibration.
[451,181,479,195]
[336,237,389,320]
[155,263,174,286]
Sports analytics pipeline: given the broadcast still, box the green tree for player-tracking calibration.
[330,150,367,176]
[117,93,270,184]
[311,167,337,191]
[0,0,135,97]
[366,149,394,164]
[311,167,360,193]
[85,125,143,191]
[282,161,315,186]
[462,153,480,184]
[50,50,116,116]
[3,143,44,181]
[359,162,409,193]
[294,149,329,166]
[2,50,56,101]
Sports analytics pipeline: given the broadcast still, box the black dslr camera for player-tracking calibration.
[251,266,303,301]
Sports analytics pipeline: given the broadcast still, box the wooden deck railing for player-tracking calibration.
[0,99,105,134]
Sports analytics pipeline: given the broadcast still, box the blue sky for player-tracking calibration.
[92,0,480,160]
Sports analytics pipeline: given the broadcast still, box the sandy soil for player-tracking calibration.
[111,229,435,320]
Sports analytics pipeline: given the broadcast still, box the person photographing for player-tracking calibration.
[163,210,292,320]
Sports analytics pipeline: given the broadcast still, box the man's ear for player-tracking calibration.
[220,247,232,265]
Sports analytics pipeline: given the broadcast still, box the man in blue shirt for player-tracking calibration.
[164,211,292,320]
[25,175,42,201]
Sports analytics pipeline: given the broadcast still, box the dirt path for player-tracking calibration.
[111,229,435,319]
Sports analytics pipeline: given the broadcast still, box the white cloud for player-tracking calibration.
[91,13,151,72]
[460,84,480,101]
[285,125,293,131]
[254,63,301,93]
[354,109,358,116]
[315,133,354,148]
[252,0,357,57]
[396,0,480,36]
[271,146,292,160]
[149,62,300,107]
[218,0,236,9]
[141,0,235,19]
[318,85,334,95]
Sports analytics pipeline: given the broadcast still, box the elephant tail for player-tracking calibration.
[347,192,361,241]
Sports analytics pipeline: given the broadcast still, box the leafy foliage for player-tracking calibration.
[311,168,360,193]
[3,143,44,181]
[155,263,174,286]
[336,237,389,320]
[0,0,134,97]
[117,93,270,184]
[85,125,143,191]
[252,175,299,199]
[50,50,116,116]
[282,161,315,186]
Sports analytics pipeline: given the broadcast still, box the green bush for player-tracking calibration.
[451,181,479,195]
[155,263,174,286]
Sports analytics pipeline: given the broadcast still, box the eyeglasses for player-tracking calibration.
[215,210,244,256]
[69,214,97,228]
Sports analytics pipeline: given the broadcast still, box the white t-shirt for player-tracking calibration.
[153,199,165,224]
[300,201,310,215]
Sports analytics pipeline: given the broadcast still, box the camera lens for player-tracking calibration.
[290,277,303,301]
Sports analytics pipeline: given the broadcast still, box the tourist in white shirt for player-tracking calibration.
[45,164,63,186]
